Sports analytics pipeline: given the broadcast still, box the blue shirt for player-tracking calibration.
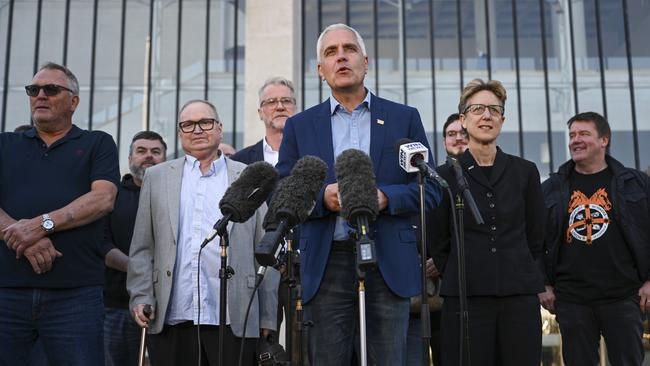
[166,154,230,326]
[329,92,372,240]
[0,125,119,288]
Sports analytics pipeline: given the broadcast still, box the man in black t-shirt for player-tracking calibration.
[102,131,167,366]
[541,112,650,365]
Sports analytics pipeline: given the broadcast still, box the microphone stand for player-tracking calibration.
[417,172,431,366]
[214,218,234,366]
[448,163,483,366]
[352,216,377,366]
[284,231,295,363]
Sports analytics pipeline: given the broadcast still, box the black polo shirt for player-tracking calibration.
[0,125,119,288]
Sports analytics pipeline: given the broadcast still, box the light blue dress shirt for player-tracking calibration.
[166,154,230,326]
[329,91,372,241]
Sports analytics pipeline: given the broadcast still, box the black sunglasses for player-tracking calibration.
[25,84,76,97]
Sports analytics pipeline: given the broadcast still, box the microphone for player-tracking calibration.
[334,149,378,270]
[395,138,448,188]
[446,156,484,225]
[255,156,328,266]
[201,161,278,248]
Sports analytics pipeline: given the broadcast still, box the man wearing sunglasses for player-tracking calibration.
[0,62,120,365]
[127,100,279,366]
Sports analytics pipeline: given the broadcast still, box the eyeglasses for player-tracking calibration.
[445,130,468,139]
[260,97,296,108]
[25,84,76,97]
[178,118,219,133]
[464,104,504,117]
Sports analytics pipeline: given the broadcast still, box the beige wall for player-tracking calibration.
[243,0,302,147]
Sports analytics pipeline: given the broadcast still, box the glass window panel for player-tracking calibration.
[149,0,180,155]
[302,0,321,108]
[38,1,66,66]
[627,0,650,173]
[66,0,94,130]
[207,0,239,147]
[572,0,605,115]
[92,0,122,141]
[180,0,207,89]
[432,0,462,114]
[377,0,400,101]
[120,0,150,165]
[5,1,38,132]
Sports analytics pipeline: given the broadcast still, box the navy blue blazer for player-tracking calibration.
[230,140,264,165]
[276,93,442,303]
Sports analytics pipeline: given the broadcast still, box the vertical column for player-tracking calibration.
[243,0,300,147]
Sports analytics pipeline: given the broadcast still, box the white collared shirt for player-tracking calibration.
[166,154,229,326]
[262,137,279,167]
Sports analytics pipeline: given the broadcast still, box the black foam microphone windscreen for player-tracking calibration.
[219,161,278,223]
[263,155,328,230]
[334,149,378,222]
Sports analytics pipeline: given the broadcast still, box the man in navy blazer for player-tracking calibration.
[276,23,441,365]
[231,77,296,166]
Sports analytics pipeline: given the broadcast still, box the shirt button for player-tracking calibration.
[489,203,495,209]
[490,236,496,242]
[487,192,493,198]
[166,270,172,276]
[491,216,496,221]
[491,248,497,253]
[491,225,497,231]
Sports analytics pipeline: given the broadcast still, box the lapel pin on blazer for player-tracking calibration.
[377,119,384,125]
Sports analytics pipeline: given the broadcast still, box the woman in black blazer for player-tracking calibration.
[431,79,545,366]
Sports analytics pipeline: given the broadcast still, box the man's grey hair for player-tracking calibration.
[316,23,367,63]
[258,77,295,102]
[178,99,220,122]
[38,62,80,95]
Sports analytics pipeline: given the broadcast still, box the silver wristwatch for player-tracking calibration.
[41,214,55,233]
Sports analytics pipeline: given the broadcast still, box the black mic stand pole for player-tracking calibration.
[417,172,432,366]
[214,219,234,366]
[449,171,483,366]
[451,193,471,366]
[284,231,295,362]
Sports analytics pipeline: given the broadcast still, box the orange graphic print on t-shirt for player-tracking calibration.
[565,188,612,245]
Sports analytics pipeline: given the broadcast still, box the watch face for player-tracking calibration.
[43,220,54,231]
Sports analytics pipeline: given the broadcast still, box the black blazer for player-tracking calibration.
[431,147,545,297]
[230,140,264,165]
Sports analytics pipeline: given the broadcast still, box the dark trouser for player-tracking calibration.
[555,296,644,366]
[304,250,410,366]
[147,322,258,366]
[0,286,104,366]
[406,311,442,365]
[104,307,140,366]
[440,295,541,366]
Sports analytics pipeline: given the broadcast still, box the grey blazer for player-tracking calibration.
[126,156,279,337]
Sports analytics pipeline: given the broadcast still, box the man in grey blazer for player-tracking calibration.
[127,99,279,366]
